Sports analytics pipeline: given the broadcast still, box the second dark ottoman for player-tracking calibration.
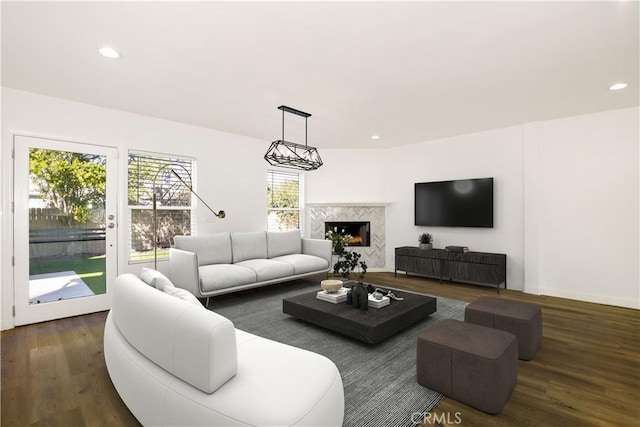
[465,296,542,360]
[417,319,518,414]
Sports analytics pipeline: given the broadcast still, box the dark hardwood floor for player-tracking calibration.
[1,272,638,426]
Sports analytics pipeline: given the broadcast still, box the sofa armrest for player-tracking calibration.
[111,274,237,394]
[302,238,332,266]
[170,248,201,297]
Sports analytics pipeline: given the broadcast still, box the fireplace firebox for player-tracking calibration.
[325,221,371,247]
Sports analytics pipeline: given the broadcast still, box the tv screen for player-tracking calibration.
[415,178,494,227]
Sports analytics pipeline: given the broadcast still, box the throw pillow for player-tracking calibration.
[140,267,174,292]
[163,286,202,307]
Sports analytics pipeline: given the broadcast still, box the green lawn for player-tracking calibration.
[30,255,106,295]
[129,248,169,262]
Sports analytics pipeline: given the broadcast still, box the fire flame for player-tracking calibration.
[348,236,363,245]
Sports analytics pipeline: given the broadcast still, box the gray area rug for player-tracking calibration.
[210,281,467,427]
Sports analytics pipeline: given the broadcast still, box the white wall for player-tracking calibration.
[307,126,525,290]
[526,108,639,308]
[1,88,270,329]
[305,148,390,208]
[2,88,637,331]
[308,108,639,308]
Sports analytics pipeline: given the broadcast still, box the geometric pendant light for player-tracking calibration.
[264,105,323,171]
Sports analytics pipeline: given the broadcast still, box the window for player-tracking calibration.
[267,169,304,232]
[128,151,195,262]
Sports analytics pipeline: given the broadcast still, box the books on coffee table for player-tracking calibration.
[368,293,390,309]
[316,288,390,308]
[317,288,348,303]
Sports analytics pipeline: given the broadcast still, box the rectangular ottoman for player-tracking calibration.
[417,319,518,414]
[465,296,542,360]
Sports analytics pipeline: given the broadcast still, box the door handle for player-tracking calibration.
[108,223,115,229]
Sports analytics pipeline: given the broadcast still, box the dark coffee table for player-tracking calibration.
[282,285,437,344]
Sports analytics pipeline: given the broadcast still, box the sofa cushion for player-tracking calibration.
[231,231,267,263]
[235,259,295,282]
[174,233,232,266]
[272,254,330,275]
[267,230,302,258]
[199,264,257,292]
[111,274,237,394]
[140,268,173,291]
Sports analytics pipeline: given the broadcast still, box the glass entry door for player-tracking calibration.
[13,135,118,326]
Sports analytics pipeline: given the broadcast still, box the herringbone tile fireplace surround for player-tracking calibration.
[308,203,387,268]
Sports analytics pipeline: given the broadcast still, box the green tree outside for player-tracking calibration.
[29,148,106,225]
[268,179,300,230]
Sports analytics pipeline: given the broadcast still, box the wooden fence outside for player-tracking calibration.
[28,208,106,258]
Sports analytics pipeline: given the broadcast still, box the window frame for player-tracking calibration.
[127,150,196,264]
[267,169,305,234]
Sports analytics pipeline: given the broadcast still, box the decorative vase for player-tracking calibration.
[351,282,369,311]
[334,241,344,255]
[419,243,433,250]
[321,279,343,293]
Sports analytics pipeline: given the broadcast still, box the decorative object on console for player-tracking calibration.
[264,105,323,171]
[321,279,344,293]
[152,164,225,269]
[418,233,433,250]
[445,245,469,253]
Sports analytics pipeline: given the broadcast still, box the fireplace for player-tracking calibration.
[325,221,371,247]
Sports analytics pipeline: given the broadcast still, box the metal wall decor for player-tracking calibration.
[264,105,323,171]
[152,164,225,269]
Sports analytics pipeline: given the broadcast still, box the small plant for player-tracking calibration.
[333,251,368,282]
[418,233,433,244]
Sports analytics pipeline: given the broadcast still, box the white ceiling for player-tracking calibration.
[2,1,638,149]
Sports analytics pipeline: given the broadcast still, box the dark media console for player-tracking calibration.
[395,247,507,293]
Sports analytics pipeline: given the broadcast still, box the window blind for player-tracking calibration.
[267,169,304,232]
[128,151,195,262]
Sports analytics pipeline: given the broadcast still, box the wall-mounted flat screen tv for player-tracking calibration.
[415,178,494,227]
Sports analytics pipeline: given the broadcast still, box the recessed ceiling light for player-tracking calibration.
[371,135,380,140]
[609,82,628,91]
[98,47,120,59]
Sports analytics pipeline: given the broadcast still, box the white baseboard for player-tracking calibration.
[538,287,639,310]
[367,268,390,273]
[1,317,15,331]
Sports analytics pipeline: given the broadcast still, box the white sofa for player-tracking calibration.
[104,272,345,426]
[170,230,331,299]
